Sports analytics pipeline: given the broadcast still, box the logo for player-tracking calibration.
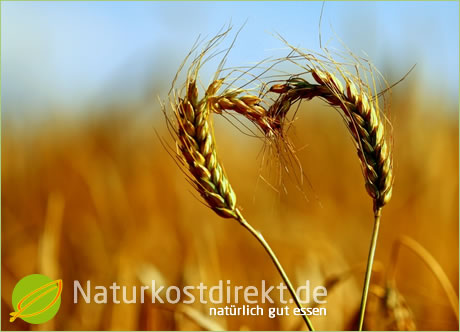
[10,274,62,324]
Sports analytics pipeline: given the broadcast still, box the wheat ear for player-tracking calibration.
[311,69,393,210]
[166,48,315,330]
[173,79,238,219]
[270,70,393,211]
[268,63,393,330]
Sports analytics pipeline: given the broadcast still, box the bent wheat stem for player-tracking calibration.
[235,209,315,331]
[266,55,393,330]
[164,38,315,330]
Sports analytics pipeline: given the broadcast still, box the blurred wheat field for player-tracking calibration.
[1,80,458,330]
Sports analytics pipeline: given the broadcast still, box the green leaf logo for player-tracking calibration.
[10,274,62,324]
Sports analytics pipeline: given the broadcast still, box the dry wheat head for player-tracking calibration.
[269,68,393,212]
[172,78,238,219]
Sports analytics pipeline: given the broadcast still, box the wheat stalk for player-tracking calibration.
[263,51,393,330]
[164,36,315,331]
[171,79,315,331]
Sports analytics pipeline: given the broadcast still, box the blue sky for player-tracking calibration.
[2,1,459,113]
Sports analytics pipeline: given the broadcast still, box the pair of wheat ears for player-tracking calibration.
[163,30,393,331]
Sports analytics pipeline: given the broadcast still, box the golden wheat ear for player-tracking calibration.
[174,78,238,219]
[311,69,393,211]
[268,69,393,213]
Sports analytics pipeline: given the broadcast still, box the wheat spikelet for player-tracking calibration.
[383,284,417,331]
[211,91,274,135]
[366,284,416,331]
